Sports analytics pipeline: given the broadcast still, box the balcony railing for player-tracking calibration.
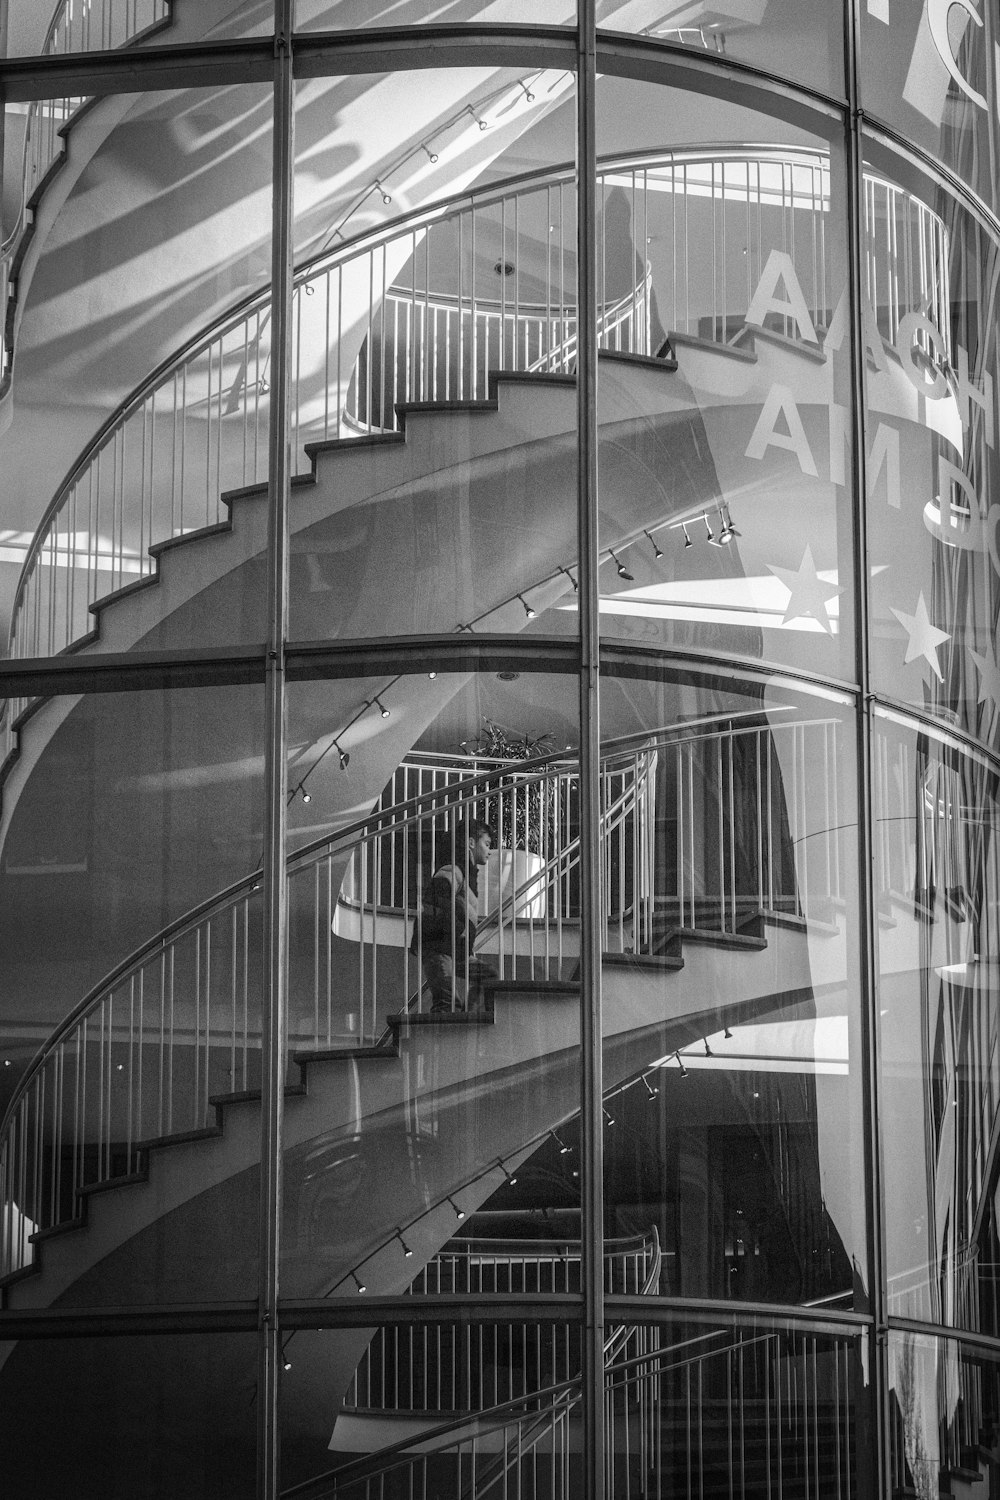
[343,1229,660,1417]
[0,710,845,1280]
[292,1324,857,1500]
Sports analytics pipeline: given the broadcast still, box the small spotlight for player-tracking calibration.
[301,789,312,804]
[517,593,536,620]
[468,106,489,130]
[421,141,439,163]
[395,1228,413,1258]
[550,1130,572,1155]
[339,749,350,771]
[518,81,535,102]
[681,523,692,548]
[705,515,724,546]
[350,1270,366,1294]
[724,1026,732,1039]
[609,549,633,581]
[303,282,315,297]
[447,1195,466,1221]
[369,696,390,719]
[603,1107,616,1127]
[428,670,438,680]
[116,1063,124,1072]
[704,1038,713,1057]
[641,1075,658,1101]
[675,1051,688,1078]
[283,1357,292,1371]
[374,179,392,204]
[498,1159,518,1186]
[558,565,578,592]
[258,378,270,395]
[644,529,664,560]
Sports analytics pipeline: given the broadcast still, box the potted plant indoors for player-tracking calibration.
[464,719,558,920]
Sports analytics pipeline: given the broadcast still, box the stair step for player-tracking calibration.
[209,1083,306,1109]
[603,951,684,973]
[77,1169,148,1198]
[29,1216,86,1243]
[291,1045,398,1065]
[136,1125,220,1153]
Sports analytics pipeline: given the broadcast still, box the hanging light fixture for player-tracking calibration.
[333,739,350,771]
[704,1038,713,1057]
[681,523,692,548]
[373,179,392,205]
[675,1051,688,1078]
[421,140,439,163]
[447,1195,466,1221]
[468,105,489,130]
[609,548,634,581]
[558,565,579,592]
[550,1129,572,1154]
[395,1228,414,1258]
[368,695,390,719]
[644,529,664,560]
[498,1159,518,1186]
[603,1106,616,1126]
[350,1270,367,1294]
[518,80,535,102]
[641,1074,659,1101]
[517,593,536,619]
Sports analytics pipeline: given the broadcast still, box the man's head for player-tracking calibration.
[456,818,493,866]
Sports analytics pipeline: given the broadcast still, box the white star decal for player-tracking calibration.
[969,640,1000,712]
[890,593,950,682]
[766,546,844,634]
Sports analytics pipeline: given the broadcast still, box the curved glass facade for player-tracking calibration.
[2,2,1000,1496]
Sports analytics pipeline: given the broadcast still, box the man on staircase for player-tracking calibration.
[411,818,496,1014]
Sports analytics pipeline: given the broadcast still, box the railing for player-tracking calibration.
[2,144,947,733]
[343,1229,660,1417]
[293,1324,856,1500]
[0,710,845,1280]
[0,1,171,389]
[344,270,651,432]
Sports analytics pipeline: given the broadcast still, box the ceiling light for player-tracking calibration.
[644,529,664,560]
[609,549,633,581]
[421,141,439,163]
[374,179,392,205]
[517,593,536,619]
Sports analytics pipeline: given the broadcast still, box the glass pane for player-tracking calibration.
[295,1,573,30]
[0,683,264,1307]
[1,83,273,656]
[598,0,845,97]
[860,0,999,215]
[282,1317,867,1500]
[0,1332,258,1498]
[281,668,582,1321]
[600,665,867,1309]
[289,72,578,642]
[889,1331,1000,1500]
[877,709,1000,1338]
[864,138,1000,755]
[595,81,856,684]
[4,1,268,55]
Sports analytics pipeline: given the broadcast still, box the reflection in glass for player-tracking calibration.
[889,1331,1000,1500]
[598,672,866,1307]
[860,1,999,214]
[877,711,1000,1337]
[0,685,263,1305]
[864,142,1000,756]
[591,98,855,681]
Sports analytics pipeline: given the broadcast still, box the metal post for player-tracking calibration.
[843,4,889,1499]
[258,2,294,1496]
[577,0,605,1493]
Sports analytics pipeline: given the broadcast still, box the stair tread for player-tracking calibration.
[136,1125,220,1152]
[77,1169,147,1197]
[29,1216,86,1243]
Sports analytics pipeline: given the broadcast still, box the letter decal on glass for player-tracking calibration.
[868,423,902,508]
[927,0,988,111]
[744,250,819,344]
[956,343,995,446]
[928,457,984,550]
[895,312,951,400]
[745,385,819,476]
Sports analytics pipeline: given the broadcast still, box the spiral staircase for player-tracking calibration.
[0,9,969,1493]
